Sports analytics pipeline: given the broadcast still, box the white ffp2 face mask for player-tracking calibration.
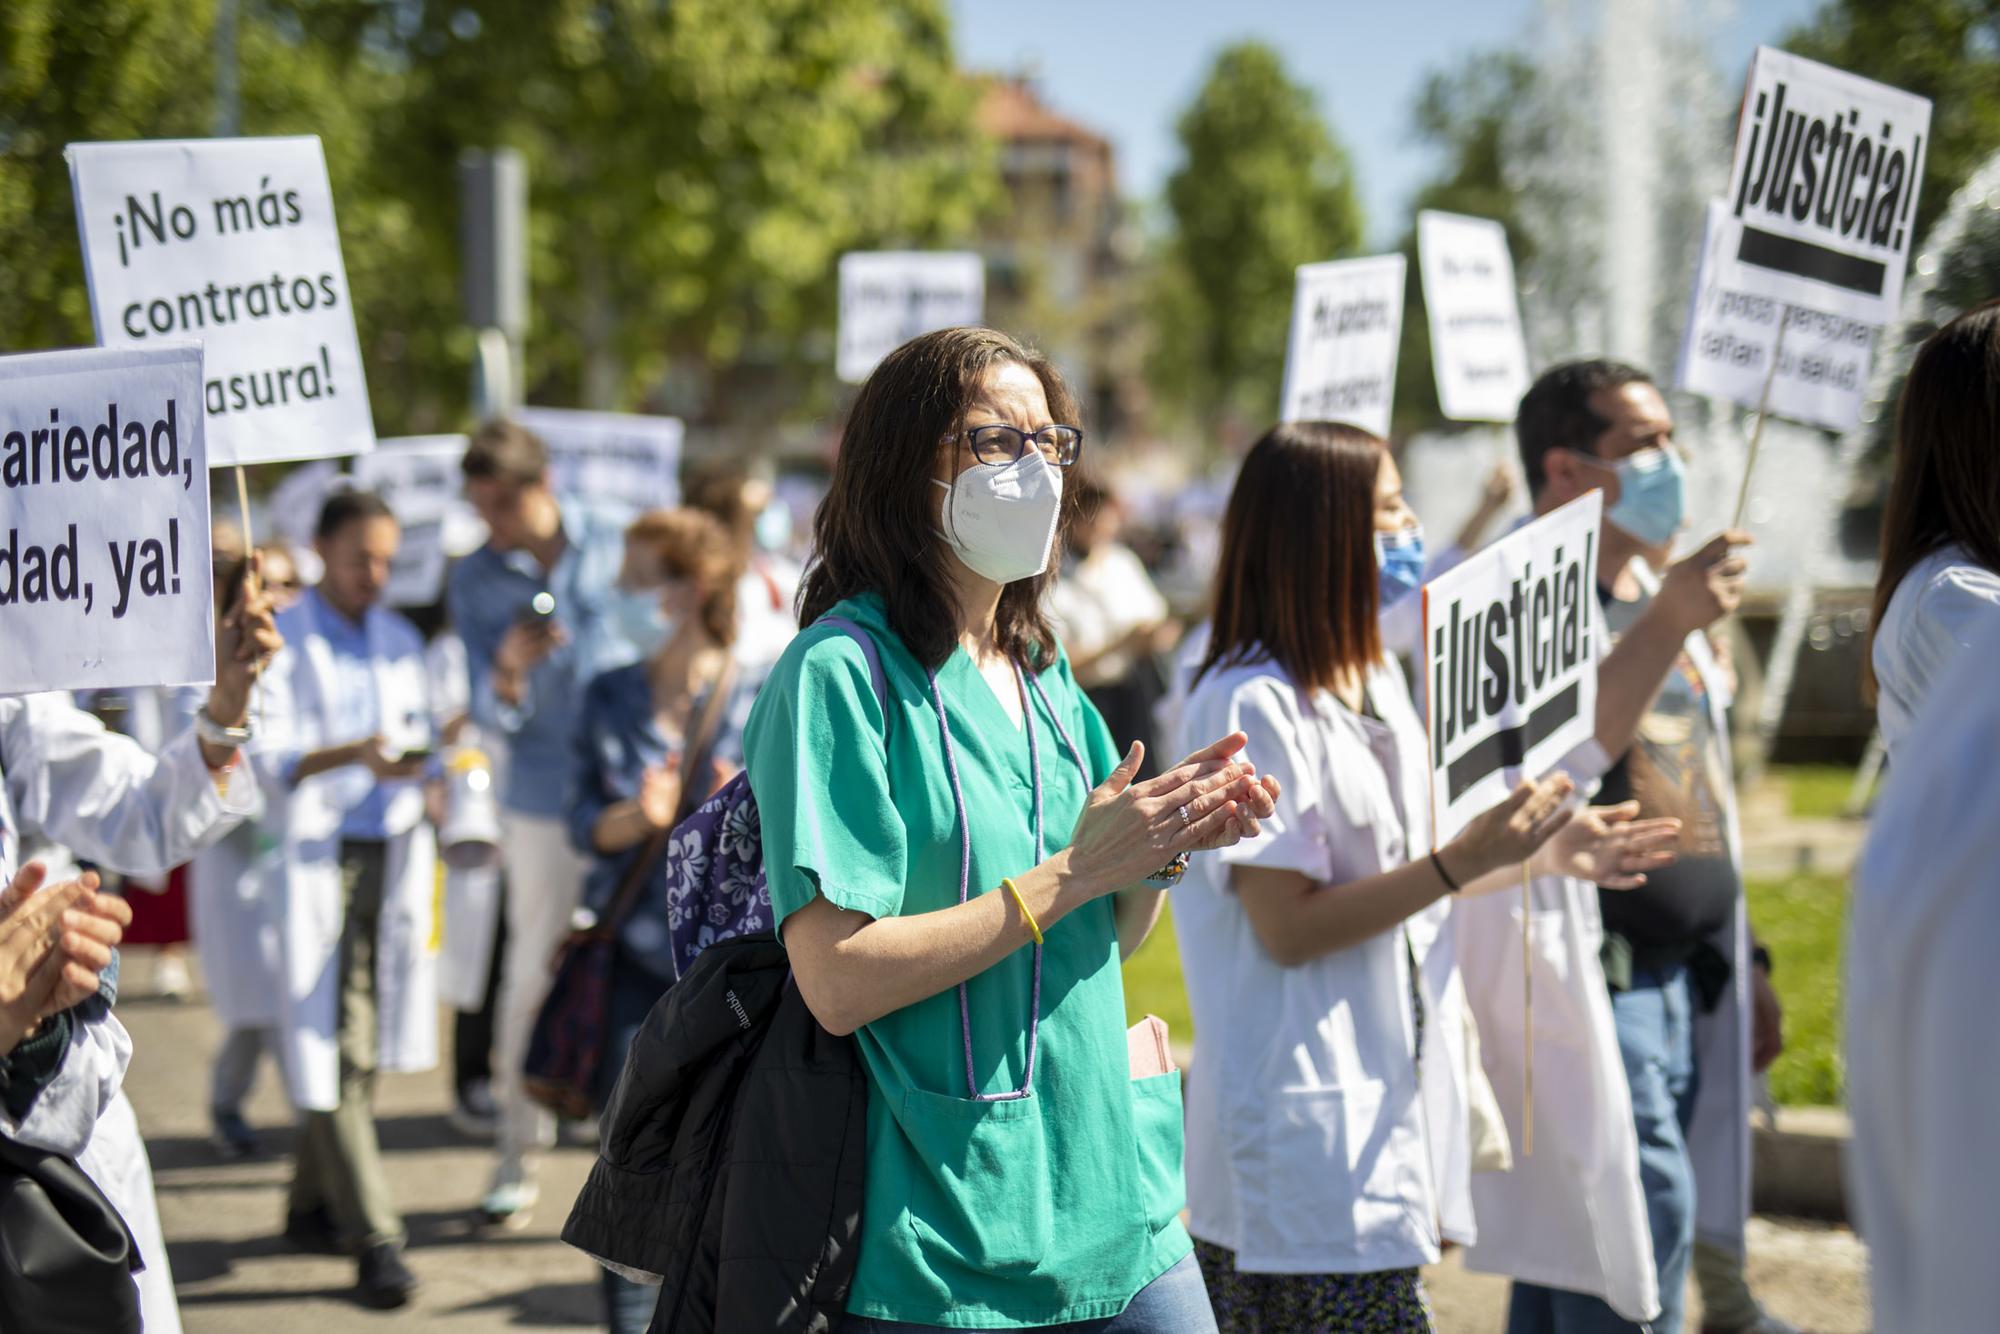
[933,449,1065,585]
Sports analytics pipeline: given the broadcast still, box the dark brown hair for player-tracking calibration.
[1064,470,1112,557]
[1515,359,1654,494]
[1865,298,2000,698]
[626,508,743,648]
[1196,421,1387,693]
[315,488,395,541]
[799,326,1080,668]
[683,462,762,555]
[462,418,549,486]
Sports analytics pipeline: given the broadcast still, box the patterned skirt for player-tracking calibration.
[1192,1239,1436,1333]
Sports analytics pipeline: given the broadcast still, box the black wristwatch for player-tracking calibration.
[1751,944,1773,976]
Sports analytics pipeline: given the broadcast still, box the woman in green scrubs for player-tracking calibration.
[746,326,1280,1332]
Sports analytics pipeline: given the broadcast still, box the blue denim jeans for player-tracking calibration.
[595,957,672,1334]
[1509,963,1698,1334]
[843,1250,1218,1333]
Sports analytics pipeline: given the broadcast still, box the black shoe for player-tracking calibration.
[210,1107,260,1159]
[356,1242,417,1310]
[283,1205,342,1255]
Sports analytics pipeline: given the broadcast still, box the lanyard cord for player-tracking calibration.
[925,661,1088,1101]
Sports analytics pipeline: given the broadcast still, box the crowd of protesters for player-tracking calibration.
[5,306,1997,1333]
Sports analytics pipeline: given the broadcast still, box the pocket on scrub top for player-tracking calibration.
[1130,1071,1186,1236]
[1239,1081,1385,1260]
[899,1087,1053,1276]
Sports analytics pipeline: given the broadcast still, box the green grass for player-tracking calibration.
[1769,763,1862,821]
[1121,899,1193,1040]
[1745,870,1848,1107]
[1122,873,1849,1107]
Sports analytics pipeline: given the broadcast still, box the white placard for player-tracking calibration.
[1278,254,1406,438]
[352,435,465,522]
[67,137,375,467]
[1423,492,1602,845]
[837,251,985,383]
[383,518,448,608]
[1417,211,1533,422]
[1676,200,1876,434]
[1717,48,1931,325]
[265,457,342,554]
[513,407,681,517]
[0,345,215,693]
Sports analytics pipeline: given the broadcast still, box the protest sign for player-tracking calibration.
[1676,200,1875,434]
[0,345,214,694]
[1417,211,1533,422]
[265,458,342,556]
[1717,48,1931,326]
[1424,491,1601,845]
[837,251,985,383]
[383,518,448,608]
[352,436,465,522]
[512,408,681,517]
[68,136,375,467]
[1278,255,1405,438]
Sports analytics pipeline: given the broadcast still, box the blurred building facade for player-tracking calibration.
[975,75,1145,438]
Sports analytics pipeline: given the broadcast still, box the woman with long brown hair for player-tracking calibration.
[744,326,1278,1331]
[1171,421,1679,1332]
[1867,298,2000,762]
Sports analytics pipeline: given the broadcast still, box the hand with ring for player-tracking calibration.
[1064,732,1282,900]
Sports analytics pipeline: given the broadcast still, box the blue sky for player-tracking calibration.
[950,0,1827,245]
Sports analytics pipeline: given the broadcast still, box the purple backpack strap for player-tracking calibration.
[816,615,887,711]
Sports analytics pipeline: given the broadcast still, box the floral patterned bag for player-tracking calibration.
[661,616,884,980]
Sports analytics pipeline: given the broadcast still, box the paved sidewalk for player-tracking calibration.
[121,978,1870,1332]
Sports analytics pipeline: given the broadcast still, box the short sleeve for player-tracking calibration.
[1207,677,1332,883]
[744,631,907,928]
[1898,563,2000,709]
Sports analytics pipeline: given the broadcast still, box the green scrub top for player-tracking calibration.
[745,594,1190,1328]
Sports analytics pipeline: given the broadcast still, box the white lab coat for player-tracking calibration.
[0,690,264,1334]
[161,688,284,1030]
[1848,614,2000,1334]
[1455,561,1752,1322]
[1869,543,2000,764]
[253,597,440,1113]
[1174,655,1474,1273]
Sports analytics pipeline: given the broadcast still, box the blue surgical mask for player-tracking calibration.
[1374,523,1427,611]
[1602,448,1686,547]
[614,589,673,656]
[754,498,793,554]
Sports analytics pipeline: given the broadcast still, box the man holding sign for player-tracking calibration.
[1461,361,1769,1334]
[447,419,642,1228]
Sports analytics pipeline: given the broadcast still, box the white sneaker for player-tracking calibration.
[153,953,191,1000]
[479,1179,538,1230]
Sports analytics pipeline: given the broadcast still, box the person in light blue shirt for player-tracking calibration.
[445,418,640,1227]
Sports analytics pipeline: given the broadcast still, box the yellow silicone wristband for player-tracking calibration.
[1001,877,1043,946]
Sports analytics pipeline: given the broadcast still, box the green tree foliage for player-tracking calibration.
[3,0,994,435]
[374,0,995,421]
[1,1,217,353]
[1148,42,1364,436]
[1782,0,2000,246]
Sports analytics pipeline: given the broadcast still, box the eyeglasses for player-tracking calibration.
[946,423,1086,468]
